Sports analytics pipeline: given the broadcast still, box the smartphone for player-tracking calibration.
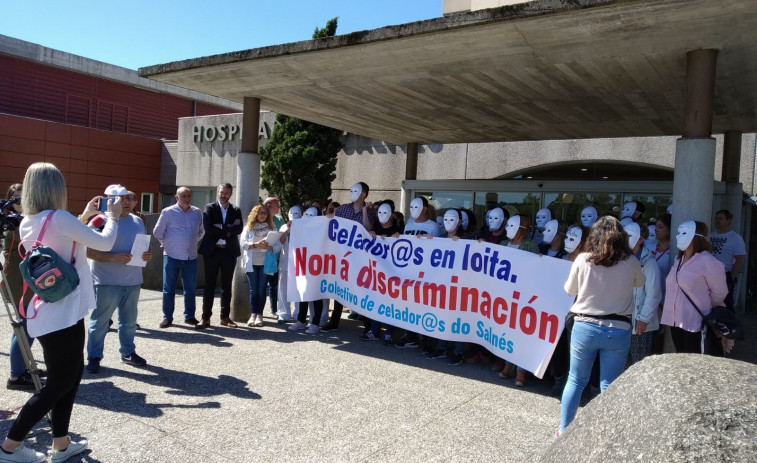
[97,197,114,212]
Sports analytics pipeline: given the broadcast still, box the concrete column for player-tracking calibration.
[400,143,419,216]
[231,97,261,322]
[671,49,717,253]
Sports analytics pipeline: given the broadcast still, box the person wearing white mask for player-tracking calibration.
[532,208,552,245]
[482,207,509,245]
[362,200,404,344]
[275,205,302,324]
[538,219,568,258]
[623,222,662,366]
[503,215,539,254]
[643,222,657,252]
[661,220,729,355]
[426,209,468,365]
[321,182,376,332]
[403,197,441,237]
[563,225,587,262]
[620,201,645,222]
[580,206,598,228]
[499,214,538,386]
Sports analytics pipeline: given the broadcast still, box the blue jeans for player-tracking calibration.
[560,320,631,432]
[88,285,140,359]
[246,267,268,315]
[10,319,34,378]
[162,256,198,321]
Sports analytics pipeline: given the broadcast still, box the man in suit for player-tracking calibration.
[196,183,243,329]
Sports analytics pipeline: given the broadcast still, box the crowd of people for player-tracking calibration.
[0,163,747,461]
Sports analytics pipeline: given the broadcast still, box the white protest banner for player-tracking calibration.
[287,216,575,377]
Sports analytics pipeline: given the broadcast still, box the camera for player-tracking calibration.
[0,197,22,232]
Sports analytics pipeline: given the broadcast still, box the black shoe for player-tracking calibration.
[320,323,339,332]
[7,373,35,390]
[121,352,147,367]
[159,319,172,328]
[184,317,200,325]
[448,353,464,365]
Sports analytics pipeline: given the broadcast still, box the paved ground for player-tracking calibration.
[0,290,754,462]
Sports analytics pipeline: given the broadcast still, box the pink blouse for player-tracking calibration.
[662,251,728,333]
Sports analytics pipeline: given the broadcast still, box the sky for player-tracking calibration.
[1,0,442,70]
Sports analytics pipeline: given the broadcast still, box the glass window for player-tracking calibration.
[141,193,153,214]
[474,191,542,227]
[543,192,620,226]
[416,191,473,221]
[622,194,672,224]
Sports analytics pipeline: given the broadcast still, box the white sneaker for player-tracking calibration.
[288,321,307,331]
[49,439,87,463]
[0,444,45,463]
[305,324,320,335]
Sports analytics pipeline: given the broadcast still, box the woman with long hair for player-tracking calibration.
[0,162,121,463]
[558,216,644,435]
[240,204,276,327]
[652,213,672,277]
[661,220,729,355]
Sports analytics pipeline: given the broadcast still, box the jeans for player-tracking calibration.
[267,271,279,314]
[88,284,141,359]
[560,320,631,432]
[246,267,268,315]
[8,319,85,440]
[162,256,198,321]
[10,319,34,379]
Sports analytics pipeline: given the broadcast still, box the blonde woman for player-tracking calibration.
[1,162,121,463]
[240,205,277,327]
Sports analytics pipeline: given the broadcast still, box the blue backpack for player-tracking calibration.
[18,211,80,318]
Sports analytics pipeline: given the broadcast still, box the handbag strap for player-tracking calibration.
[674,259,707,321]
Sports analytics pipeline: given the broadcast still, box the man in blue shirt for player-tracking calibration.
[85,185,153,373]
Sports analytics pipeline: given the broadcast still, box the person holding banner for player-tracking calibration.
[426,209,469,365]
[559,216,644,435]
[499,214,539,386]
[538,219,568,258]
[403,197,441,237]
[322,182,376,332]
[483,206,509,245]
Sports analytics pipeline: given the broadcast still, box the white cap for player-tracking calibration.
[104,184,128,196]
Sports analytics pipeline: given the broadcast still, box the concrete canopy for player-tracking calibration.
[140,0,757,146]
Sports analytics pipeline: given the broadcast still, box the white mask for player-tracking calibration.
[304,207,319,218]
[621,202,637,219]
[676,220,700,251]
[378,203,392,224]
[443,210,460,233]
[349,183,362,202]
[542,219,559,244]
[505,215,521,240]
[564,226,583,253]
[461,211,469,231]
[644,224,657,251]
[580,206,598,228]
[410,198,424,220]
[535,208,552,230]
[624,222,642,249]
[487,208,505,232]
[288,206,302,220]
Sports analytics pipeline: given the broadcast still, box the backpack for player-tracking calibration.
[17,210,80,318]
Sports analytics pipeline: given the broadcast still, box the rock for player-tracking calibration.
[540,354,757,463]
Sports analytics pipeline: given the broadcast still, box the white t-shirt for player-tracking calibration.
[403,219,441,237]
[709,230,746,272]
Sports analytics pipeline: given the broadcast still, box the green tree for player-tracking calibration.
[260,17,343,211]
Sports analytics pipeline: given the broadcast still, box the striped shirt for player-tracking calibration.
[153,204,204,260]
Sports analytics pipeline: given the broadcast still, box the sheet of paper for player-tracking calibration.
[128,234,151,267]
[265,231,282,246]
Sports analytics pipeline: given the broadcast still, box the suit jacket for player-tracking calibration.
[199,202,243,257]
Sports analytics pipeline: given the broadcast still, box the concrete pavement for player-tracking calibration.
[2,290,755,462]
